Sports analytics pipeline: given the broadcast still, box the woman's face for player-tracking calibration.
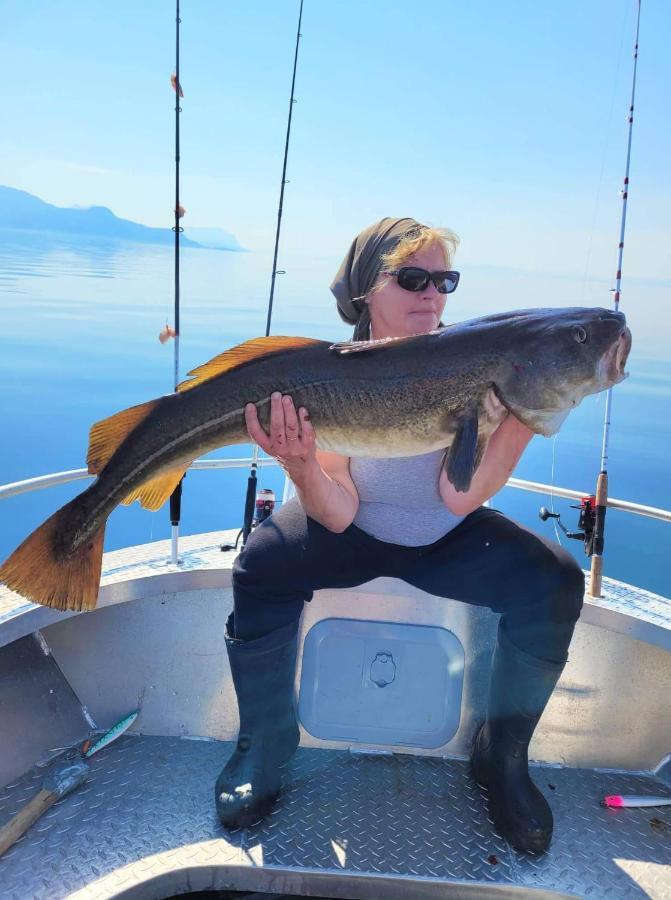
[366,243,449,340]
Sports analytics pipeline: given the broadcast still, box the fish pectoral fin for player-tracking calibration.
[444,408,480,493]
[177,336,322,392]
[121,466,188,512]
[482,386,508,425]
[329,334,415,354]
[87,399,160,475]
[472,434,488,473]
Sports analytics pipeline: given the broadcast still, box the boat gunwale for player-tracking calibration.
[1,528,670,655]
[1,460,670,524]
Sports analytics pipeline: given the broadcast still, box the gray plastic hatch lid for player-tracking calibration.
[298,617,464,749]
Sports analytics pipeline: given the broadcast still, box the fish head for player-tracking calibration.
[467,307,631,435]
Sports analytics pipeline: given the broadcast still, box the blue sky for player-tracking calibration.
[1,0,669,286]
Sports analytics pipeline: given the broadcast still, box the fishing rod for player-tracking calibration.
[589,0,641,598]
[538,1,642,596]
[233,0,305,551]
[169,0,184,564]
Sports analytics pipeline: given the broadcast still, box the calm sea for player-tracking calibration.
[1,228,669,598]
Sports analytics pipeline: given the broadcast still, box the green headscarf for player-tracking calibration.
[330,217,424,340]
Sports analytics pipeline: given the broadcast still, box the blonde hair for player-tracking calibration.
[380,225,459,275]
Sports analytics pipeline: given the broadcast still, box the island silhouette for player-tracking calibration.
[0,185,242,251]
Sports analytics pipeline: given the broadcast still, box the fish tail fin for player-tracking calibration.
[0,498,105,612]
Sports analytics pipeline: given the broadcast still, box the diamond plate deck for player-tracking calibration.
[0,735,669,900]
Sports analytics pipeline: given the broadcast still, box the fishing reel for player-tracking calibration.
[539,495,597,557]
[220,477,276,553]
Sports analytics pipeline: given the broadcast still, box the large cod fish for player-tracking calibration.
[0,306,631,613]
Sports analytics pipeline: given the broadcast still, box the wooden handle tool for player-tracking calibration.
[0,759,89,857]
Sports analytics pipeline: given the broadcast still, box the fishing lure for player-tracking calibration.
[83,710,139,758]
[603,794,671,808]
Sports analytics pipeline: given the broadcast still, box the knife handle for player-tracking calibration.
[0,788,57,857]
[0,759,89,857]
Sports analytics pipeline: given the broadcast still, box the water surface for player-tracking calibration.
[1,228,669,598]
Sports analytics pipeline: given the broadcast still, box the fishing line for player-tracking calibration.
[580,0,630,305]
[549,434,563,547]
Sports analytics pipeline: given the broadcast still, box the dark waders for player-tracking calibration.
[216,499,584,853]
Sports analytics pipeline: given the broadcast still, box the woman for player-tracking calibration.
[215,217,584,855]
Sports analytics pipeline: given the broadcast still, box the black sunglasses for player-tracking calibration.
[385,267,460,294]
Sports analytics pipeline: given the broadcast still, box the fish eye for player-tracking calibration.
[573,326,588,344]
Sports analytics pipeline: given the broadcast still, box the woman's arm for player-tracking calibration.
[244,393,359,533]
[301,449,360,533]
[439,414,534,516]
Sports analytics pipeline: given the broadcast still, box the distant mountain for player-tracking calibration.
[185,227,245,251]
[0,186,243,251]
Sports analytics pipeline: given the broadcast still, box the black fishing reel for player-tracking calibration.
[221,469,276,553]
[539,495,597,557]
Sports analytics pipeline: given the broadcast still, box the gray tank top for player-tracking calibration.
[349,449,465,546]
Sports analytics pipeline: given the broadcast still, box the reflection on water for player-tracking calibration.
[0,228,142,280]
[0,228,669,597]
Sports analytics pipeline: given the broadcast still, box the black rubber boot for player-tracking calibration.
[471,622,566,855]
[215,612,300,829]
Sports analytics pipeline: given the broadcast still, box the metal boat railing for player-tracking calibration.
[1,458,670,524]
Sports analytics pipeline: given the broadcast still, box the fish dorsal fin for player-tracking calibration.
[177,336,321,392]
[87,399,159,475]
[329,336,399,354]
[330,332,434,355]
[121,466,188,512]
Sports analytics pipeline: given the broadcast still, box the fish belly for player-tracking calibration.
[313,417,455,459]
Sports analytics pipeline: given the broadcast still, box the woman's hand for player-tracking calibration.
[246,393,357,531]
[245,392,317,479]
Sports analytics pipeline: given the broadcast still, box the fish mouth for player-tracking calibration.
[603,326,632,385]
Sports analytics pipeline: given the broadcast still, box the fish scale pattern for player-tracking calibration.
[0,735,669,899]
